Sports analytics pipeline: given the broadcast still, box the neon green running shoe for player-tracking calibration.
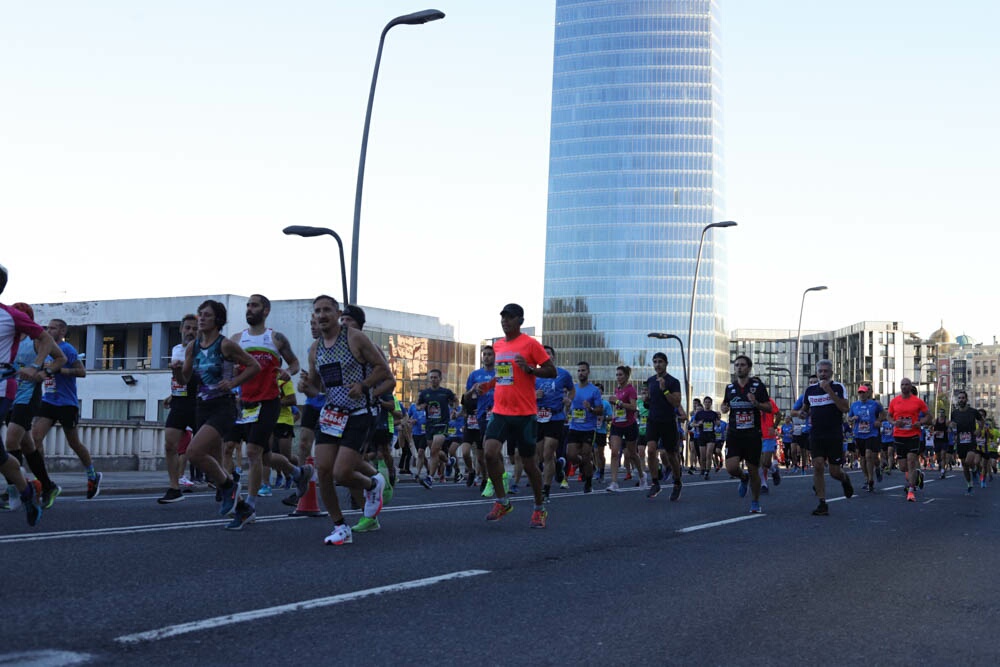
[353,516,381,532]
[502,471,510,495]
[482,478,495,498]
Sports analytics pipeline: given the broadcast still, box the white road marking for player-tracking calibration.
[676,514,764,533]
[0,650,91,666]
[114,569,489,644]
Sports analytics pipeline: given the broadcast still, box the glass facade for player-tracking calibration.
[543,0,729,401]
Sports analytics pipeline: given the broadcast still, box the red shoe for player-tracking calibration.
[485,500,513,521]
[529,508,547,528]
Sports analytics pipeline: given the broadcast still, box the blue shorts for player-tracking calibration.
[762,438,777,454]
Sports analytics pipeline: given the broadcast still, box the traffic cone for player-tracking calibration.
[289,456,328,517]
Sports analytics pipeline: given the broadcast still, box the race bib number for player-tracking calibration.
[572,409,586,424]
[613,408,626,423]
[236,403,261,425]
[638,416,647,429]
[900,417,912,429]
[735,412,754,430]
[857,421,871,435]
[318,362,343,388]
[467,413,478,429]
[959,432,972,444]
[43,375,56,395]
[447,427,457,437]
[496,362,514,386]
[319,405,349,437]
[537,407,552,424]
[427,404,441,420]
[170,377,188,398]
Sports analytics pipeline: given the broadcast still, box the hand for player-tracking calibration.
[217,379,235,392]
[348,382,364,400]
[583,400,591,410]
[513,354,530,372]
[819,379,832,392]
[277,368,291,382]
[170,360,183,370]
[657,376,666,390]
[17,367,42,383]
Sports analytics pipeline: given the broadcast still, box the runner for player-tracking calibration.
[417,369,457,490]
[463,346,497,493]
[932,409,951,478]
[182,300,261,520]
[159,314,199,504]
[536,345,574,500]
[950,390,983,495]
[848,383,886,492]
[644,352,683,501]
[888,377,931,502]
[480,304,555,527]
[759,397,781,493]
[565,361,602,493]
[779,416,795,472]
[30,318,103,499]
[720,355,772,513]
[303,295,392,545]
[798,360,854,515]
[1,284,65,525]
[593,387,612,484]
[693,397,720,481]
[3,302,66,510]
[290,315,326,506]
[606,365,639,494]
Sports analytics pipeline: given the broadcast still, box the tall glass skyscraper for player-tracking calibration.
[543,0,729,401]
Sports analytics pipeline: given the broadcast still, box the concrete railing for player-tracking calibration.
[1,421,167,472]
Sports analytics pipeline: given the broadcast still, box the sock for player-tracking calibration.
[533,504,543,512]
[25,450,54,489]
[86,465,97,480]
[11,450,24,465]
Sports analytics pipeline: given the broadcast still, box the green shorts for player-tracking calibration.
[484,413,537,458]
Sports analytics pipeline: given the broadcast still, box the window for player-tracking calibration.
[93,399,146,421]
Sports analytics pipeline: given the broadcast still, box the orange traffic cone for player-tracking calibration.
[289,456,328,517]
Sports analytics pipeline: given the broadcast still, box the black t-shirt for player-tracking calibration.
[418,387,456,426]
[932,418,948,442]
[694,410,719,439]
[646,373,682,421]
[722,378,770,439]
[951,407,980,435]
[802,381,847,436]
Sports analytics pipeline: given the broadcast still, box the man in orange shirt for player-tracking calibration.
[479,304,556,527]
[888,377,931,502]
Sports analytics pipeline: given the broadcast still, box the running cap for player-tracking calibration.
[500,303,524,318]
[858,384,871,393]
[342,304,366,328]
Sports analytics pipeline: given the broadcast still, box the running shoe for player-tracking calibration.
[465,473,475,488]
[42,484,61,509]
[583,477,593,493]
[606,482,620,494]
[363,473,386,518]
[178,476,195,488]
[273,474,285,489]
[258,483,273,497]
[917,470,924,490]
[906,490,916,502]
[281,491,299,507]
[502,471,511,495]
[966,485,973,495]
[875,466,883,483]
[352,516,381,533]
[772,467,781,486]
[445,456,456,479]
[218,475,241,517]
[559,478,570,490]
[542,484,551,500]
[639,474,649,491]
[738,475,749,498]
[295,464,314,500]
[940,470,946,480]
[25,480,42,527]
[841,476,854,499]
[669,483,682,501]
[624,472,632,481]
[224,500,255,530]
[383,475,394,504]
[485,500,513,521]
[455,472,465,484]
[760,484,769,495]
[703,470,709,481]
[324,523,353,545]
[157,488,184,504]
[646,480,660,499]
[482,478,495,498]
[529,508,547,529]
[749,500,762,514]
[812,500,829,516]
[420,475,434,490]
[556,457,566,483]
[509,483,519,495]
[981,479,988,489]
[86,472,103,500]
[867,480,875,493]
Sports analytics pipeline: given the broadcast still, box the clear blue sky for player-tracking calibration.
[2,1,997,345]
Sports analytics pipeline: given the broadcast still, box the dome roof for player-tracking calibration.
[956,333,978,347]
[928,320,952,344]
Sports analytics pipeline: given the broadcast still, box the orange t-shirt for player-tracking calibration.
[888,394,928,438]
[491,334,549,417]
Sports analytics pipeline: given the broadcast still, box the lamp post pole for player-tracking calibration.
[793,285,828,400]
[350,9,445,305]
[766,366,794,412]
[686,220,737,410]
[282,226,350,307]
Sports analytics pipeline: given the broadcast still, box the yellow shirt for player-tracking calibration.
[277,377,296,426]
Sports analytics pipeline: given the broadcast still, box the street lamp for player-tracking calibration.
[918,362,937,407]
[350,8,445,305]
[282,226,350,307]
[793,285,827,399]
[766,366,793,412]
[687,220,737,415]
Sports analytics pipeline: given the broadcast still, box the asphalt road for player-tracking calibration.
[2,469,998,666]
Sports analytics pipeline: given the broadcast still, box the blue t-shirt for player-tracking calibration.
[880,418,895,443]
[780,423,794,443]
[447,416,464,441]
[849,399,882,439]
[535,367,574,422]
[595,399,613,435]
[13,338,39,405]
[408,404,427,437]
[465,367,496,426]
[569,383,602,431]
[793,392,813,433]
[716,420,727,441]
[42,341,80,407]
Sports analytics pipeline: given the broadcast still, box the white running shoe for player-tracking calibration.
[364,473,386,518]
[606,482,620,493]
[178,476,195,488]
[324,523,353,545]
[639,474,649,490]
